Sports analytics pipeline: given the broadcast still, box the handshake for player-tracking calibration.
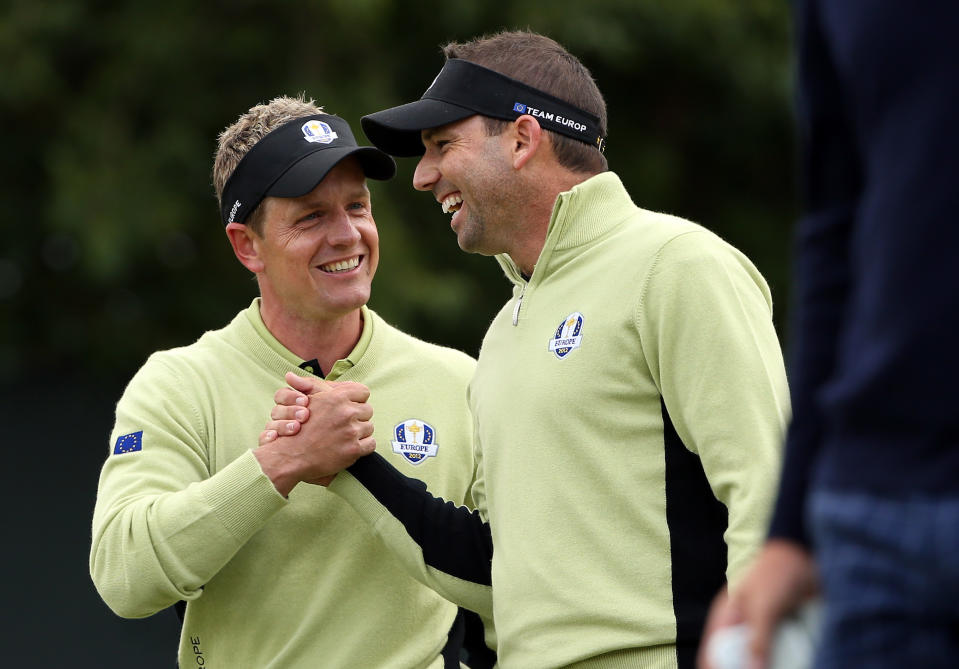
[253,372,375,497]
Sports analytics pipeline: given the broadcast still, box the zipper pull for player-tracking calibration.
[512,289,525,326]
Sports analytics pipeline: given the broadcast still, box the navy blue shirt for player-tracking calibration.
[769,1,959,545]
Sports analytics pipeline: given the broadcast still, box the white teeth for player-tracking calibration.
[441,194,463,214]
[319,257,360,273]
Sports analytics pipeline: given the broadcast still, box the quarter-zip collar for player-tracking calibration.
[493,171,636,324]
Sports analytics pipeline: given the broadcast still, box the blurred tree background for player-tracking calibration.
[1,0,796,666]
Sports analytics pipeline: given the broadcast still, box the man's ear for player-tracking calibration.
[225,222,264,273]
[510,114,543,170]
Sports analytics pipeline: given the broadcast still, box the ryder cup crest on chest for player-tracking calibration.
[391,419,439,465]
[548,311,585,358]
[301,119,338,144]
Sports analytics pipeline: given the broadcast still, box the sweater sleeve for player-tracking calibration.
[328,452,494,619]
[90,354,287,618]
[638,230,791,584]
[767,0,857,547]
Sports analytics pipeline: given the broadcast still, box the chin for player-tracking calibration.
[455,233,479,254]
[329,289,371,312]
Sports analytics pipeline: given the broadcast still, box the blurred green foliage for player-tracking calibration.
[0,0,796,386]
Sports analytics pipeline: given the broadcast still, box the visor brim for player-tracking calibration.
[361,99,477,157]
[267,146,396,199]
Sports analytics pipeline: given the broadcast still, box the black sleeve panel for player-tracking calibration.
[347,453,494,586]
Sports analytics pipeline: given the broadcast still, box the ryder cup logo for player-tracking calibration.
[391,419,439,465]
[548,312,585,359]
[302,120,338,144]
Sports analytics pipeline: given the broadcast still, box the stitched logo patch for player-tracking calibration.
[301,120,338,144]
[391,420,438,465]
[548,312,585,359]
[113,431,143,455]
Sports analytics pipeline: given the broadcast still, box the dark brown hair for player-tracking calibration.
[443,30,608,174]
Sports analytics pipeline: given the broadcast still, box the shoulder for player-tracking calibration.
[121,317,241,398]
[616,210,756,277]
[628,209,715,251]
[368,311,477,377]
[594,208,741,288]
[634,224,773,320]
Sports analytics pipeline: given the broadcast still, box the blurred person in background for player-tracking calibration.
[699,3,959,668]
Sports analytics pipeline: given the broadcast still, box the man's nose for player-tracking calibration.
[413,153,439,192]
[327,212,362,246]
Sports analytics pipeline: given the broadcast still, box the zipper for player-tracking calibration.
[512,283,526,326]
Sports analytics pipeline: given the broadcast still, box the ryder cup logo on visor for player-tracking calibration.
[548,312,585,359]
[391,419,439,465]
[513,102,528,113]
[301,120,338,144]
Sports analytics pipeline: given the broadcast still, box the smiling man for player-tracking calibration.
[263,32,790,668]
[89,95,489,668]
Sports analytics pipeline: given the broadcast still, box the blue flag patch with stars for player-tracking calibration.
[113,431,143,455]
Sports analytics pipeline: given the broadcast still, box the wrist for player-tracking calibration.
[253,445,299,497]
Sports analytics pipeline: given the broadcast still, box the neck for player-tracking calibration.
[258,299,363,374]
[509,168,594,275]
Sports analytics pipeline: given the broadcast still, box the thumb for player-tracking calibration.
[285,371,331,394]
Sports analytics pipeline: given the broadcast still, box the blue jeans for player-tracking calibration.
[809,491,959,668]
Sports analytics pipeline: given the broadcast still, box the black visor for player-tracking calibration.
[220,114,396,226]
[361,59,607,157]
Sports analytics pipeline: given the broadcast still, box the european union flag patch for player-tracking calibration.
[113,431,143,455]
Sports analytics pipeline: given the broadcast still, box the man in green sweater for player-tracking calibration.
[89,95,491,668]
[263,31,789,669]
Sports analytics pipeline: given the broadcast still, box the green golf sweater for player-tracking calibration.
[332,172,789,668]
[91,301,478,669]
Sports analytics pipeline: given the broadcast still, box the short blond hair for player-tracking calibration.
[212,94,325,233]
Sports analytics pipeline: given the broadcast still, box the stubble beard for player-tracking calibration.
[455,172,516,257]
[455,211,487,255]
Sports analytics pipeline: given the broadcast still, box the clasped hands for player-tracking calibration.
[253,372,375,496]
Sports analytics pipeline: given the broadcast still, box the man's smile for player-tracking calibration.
[317,255,362,273]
